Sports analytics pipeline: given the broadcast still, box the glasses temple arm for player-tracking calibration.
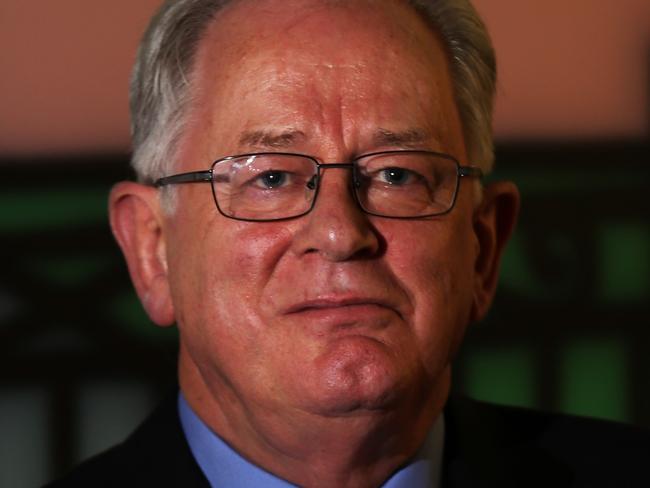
[458,166,484,178]
[155,170,213,187]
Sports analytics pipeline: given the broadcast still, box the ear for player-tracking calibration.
[109,182,175,327]
[470,181,520,323]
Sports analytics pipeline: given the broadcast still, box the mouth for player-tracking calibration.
[283,297,403,328]
[286,297,391,314]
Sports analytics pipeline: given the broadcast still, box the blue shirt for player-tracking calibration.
[178,393,444,487]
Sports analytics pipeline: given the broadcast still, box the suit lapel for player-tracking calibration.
[119,392,211,487]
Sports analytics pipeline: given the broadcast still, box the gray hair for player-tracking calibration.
[130,0,496,184]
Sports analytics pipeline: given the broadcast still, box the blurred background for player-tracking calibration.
[1,0,649,486]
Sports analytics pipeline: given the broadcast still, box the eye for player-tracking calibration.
[254,170,289,189]
[378,167,415,185]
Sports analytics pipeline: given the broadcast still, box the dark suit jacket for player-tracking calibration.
[46,394,650,487]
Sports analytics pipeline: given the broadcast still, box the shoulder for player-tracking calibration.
[444,396,650,487]
[45,394,209,488]
[447,395,650,450]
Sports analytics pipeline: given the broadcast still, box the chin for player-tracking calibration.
[297,336,417,416]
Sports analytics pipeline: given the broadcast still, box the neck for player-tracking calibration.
[179,346,450,488]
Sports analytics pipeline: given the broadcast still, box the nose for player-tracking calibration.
[291,167,380,261]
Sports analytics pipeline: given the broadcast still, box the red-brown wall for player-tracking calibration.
[0,0,648,156]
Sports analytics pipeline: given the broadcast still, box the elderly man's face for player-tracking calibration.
[126,0,511,423]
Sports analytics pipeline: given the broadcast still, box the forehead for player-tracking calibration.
[208,0,436,58]
[181,0,463,160]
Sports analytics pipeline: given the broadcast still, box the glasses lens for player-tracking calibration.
[355,152,459,217]
[211,154,317,220]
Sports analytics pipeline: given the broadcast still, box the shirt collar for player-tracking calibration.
[178,392,444,487]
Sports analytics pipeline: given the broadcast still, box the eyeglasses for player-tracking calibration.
[154,150,483,221]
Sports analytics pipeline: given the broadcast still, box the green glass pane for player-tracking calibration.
[461,346,536,408]
[499,232,546,298]
[489,167,649,195]
[26,256,112,287]
[598,223,650,302]
[0,188,108,232]
[110,291,177,343]
[559,337,628,422]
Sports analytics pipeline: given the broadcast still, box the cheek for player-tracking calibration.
[381,217,475,291]
[197,222,295,324]
[165,195,294,328]
[214,223,294,287]
[169,217,298,378]
[379,218,476,368]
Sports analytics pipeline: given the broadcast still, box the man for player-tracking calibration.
[49,0,649,487]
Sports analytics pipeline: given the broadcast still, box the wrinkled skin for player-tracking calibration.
[109,1,519,486]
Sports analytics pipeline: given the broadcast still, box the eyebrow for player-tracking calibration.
[238,129,306,150]
[373,128,431,148]
[237,127,432,152]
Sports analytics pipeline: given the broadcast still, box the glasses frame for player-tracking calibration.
[154,150,483,222]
